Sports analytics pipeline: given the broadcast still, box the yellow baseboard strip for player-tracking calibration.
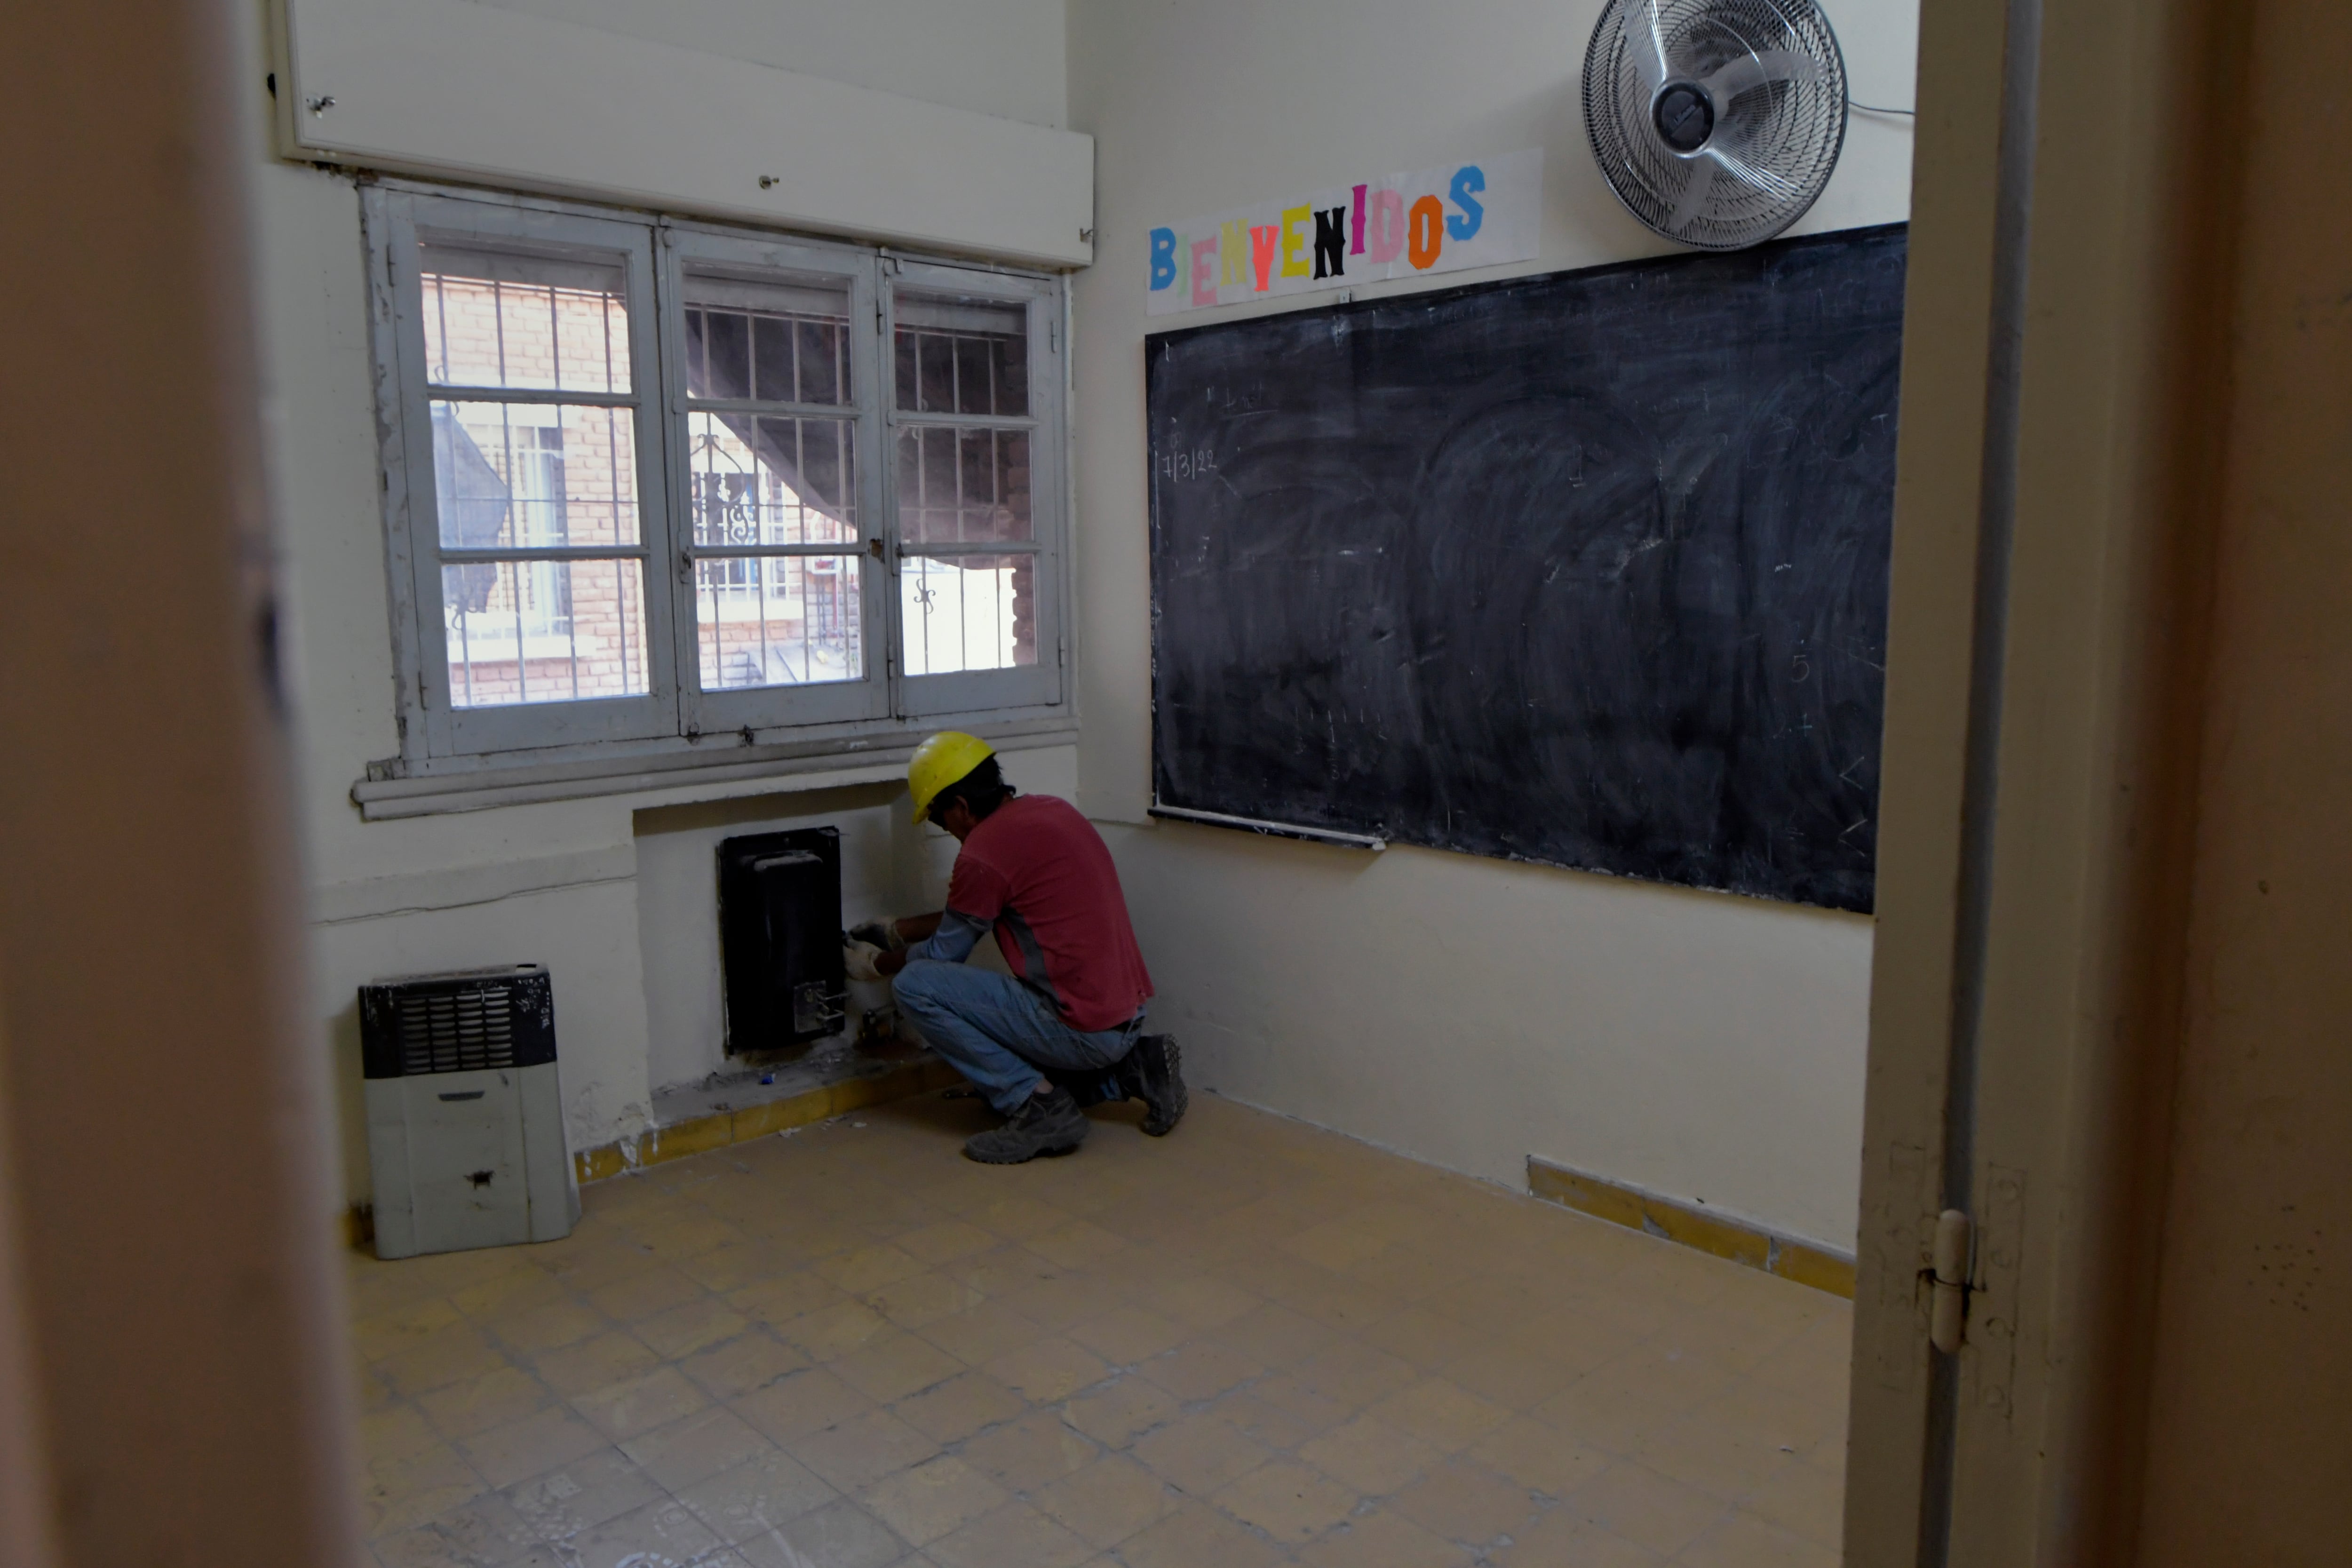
[572,1058,963,1186]
[1526,1155,1856,1299]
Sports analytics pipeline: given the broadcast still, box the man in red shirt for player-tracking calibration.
[845,733,1184,1164]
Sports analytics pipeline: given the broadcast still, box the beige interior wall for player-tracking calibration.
[2133,0,2352,1557]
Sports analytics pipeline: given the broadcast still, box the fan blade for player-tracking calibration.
[1704,145,1804,200]
[1665,159,1717,233]
[1701,48,1821,107]
[1629,0,1674,96]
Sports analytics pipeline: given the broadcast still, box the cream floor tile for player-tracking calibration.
[983,1335,1111,1403]
[458,1406,612,1490]
[677,1327,810,1401]
[374,1489,540,1568]
[835,1330,969,1405]
[358,1442,491,1539]
[893,1369,1030,1446]
[1676,1510,1841,1568]
[501,1447,662,1540]
[571,1366,711,1443]
[1298,1506,1477,1568]
[1564,1462,1731,1558]
[1136,1336,1263,1402]
[489,1299,609,1357]
[1737,1458,1844,1553]
[633,1296,752,1361]
[349,1092,1855,1568]
[1467,1416,1614,1499]
[1114,1499,1293,1568]
[1300,1414,1445,1497]
[786,1407,943,1493]
[1213,1457,1359,1545]
[730,1364,877,1446]
[957,1409,1101,1492]
[1389,1458,1542,1549]
[858,1454,1006,1546]
[673,1449,838,1545]
[925,1499,1095,1568]
[1131,1409,1272,1496]
[420,1365,558,1442]
[377,1322,514,1399]
[1367,1377,1514,1455]
[618,1405,774,1493]
[556,1495,721,1568]
[1030,1453,1178,1547]
[1060,1375,1182,1449]
[1494,1508,1667,1567]
[533,1330,662,1400]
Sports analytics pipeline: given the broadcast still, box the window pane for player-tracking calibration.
[419,244,629,394]
[895,427,1032,545]
[688,413,859,549]
[440,558,650,706]
[901,553,1039,676]
[683,272,853,405]
[696,555,865,690]
[893,292,1028,415]
[433,401,640,549]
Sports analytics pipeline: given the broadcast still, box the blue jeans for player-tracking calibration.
[893,960,1141,1114]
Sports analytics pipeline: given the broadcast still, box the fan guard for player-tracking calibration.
[1582,0,1849,250]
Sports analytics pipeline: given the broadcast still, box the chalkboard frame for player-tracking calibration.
[1145,223,1906,913]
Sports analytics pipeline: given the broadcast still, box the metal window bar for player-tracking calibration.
[428,266,649,710]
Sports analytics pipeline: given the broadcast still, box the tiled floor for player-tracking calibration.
[351,1091,1850,1567]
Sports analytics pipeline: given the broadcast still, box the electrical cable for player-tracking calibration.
[1848,99,1917,116]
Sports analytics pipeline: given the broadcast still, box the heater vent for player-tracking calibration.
[360,965,556,1080]
[397,985,516,1074]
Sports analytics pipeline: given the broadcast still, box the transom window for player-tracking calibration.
[364,185,1065,770]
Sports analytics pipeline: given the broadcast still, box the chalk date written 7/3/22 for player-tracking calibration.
[1156,447,1217,482]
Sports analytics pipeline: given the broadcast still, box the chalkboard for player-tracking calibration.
[1147,223,1904,913]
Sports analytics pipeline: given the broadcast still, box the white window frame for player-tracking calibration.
[358,180,1072,809]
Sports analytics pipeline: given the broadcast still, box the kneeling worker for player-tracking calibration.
[844,732,1184,1164]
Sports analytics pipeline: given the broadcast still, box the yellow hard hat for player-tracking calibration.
[908,731,996,824]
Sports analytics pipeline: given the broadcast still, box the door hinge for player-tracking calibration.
[1930,1208,1972,1354]
[1049,320,1058,353]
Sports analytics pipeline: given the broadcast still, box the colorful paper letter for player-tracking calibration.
[1149,227,1177,290]
[1312,207,1347,279]
[1446,165,1487,240]
[1250,226,1279,291]
[1350,184,1368,254]
[1279,206,1313,278]
[1408,195,1445,269]
[1367,189,1406,263]
[1191,237,1219,306]
[1220,220,1253,287]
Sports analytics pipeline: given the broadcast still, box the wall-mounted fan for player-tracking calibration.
[1582,0,1849,250]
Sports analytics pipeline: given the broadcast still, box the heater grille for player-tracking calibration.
[397,985,516,1074]
[360,965,557,1080]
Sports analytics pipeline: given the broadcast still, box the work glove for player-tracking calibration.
[843,940,885,984]
[848,917,904,951]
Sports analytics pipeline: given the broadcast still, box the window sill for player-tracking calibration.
[350,712,1079,820]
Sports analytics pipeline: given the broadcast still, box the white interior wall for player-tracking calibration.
[475,0,1069,129]
[1065,0,1917,1250]
[246,0,1076,1208]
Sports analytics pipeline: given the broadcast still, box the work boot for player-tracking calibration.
[1123,1035,1187,1137]
[963,1085,1089,1164]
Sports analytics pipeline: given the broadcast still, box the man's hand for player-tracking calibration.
[843,940,885,983]
[848,917,904,952]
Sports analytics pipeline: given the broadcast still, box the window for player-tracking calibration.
[365,186,1065,776]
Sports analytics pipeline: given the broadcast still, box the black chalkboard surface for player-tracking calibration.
[1147,223,1904,913]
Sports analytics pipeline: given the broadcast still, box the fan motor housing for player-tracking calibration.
[1653,83,1716,153]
